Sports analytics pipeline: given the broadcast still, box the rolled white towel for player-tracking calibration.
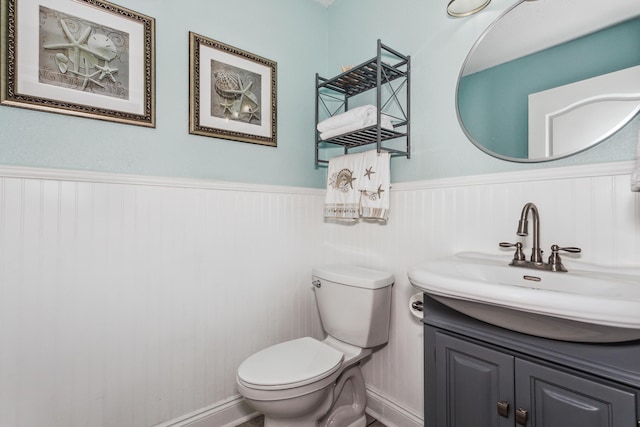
[320,113,394,140]
[632,128,640,192]
[317,105,377,133]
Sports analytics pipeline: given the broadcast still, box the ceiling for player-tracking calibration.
[314,0,335,7]
[465,0,640,75]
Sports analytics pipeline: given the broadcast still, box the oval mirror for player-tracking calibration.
[456,0,640,162]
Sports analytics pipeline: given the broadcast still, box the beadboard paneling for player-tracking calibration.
[1,162,638,426]
[0,173,325,427]
[319,161,640,420]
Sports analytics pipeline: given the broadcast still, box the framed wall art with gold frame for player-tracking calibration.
[189,32,277,146]
[1,0,155,127]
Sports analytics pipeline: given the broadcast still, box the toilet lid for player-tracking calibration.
[237,337,344,388]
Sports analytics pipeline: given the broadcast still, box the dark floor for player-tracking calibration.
[236,413,387,426]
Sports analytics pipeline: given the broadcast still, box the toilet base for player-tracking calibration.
[318,364,367,427]
[256,364,368,427]
[255,384,335,427]
[261,412,366,427]
[345,414,367,427]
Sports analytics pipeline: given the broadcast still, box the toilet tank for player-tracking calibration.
[312,265,394,348]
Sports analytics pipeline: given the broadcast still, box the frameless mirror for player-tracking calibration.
[456,0,640,162]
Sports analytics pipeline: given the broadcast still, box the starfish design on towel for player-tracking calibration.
[376,185,385,197]
[364,166,375,180]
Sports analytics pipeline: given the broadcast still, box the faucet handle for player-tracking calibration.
[551,245,582,254]
[550,244,582,255]
[548,244,582,272]
[500,242,526,261]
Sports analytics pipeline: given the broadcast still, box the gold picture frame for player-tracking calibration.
[189,32,277,146]
[1,0,155,127]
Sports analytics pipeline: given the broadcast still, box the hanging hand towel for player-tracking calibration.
[358,150,390,221]
[632,128,640,192]
[324,151,365,220]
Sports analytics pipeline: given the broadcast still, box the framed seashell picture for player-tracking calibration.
[189,32,277,147]
[0,0,155,127]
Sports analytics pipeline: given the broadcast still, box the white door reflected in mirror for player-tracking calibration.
[528,65,640,158]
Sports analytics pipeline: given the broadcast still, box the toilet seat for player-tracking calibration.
[237,337,344,391]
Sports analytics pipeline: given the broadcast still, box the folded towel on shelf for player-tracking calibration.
[319,114,394,140]
[324,150,391,221]
[358,150,390,221]
[324,151,364,220]
[317,105,378,133]
[632,128,640,192]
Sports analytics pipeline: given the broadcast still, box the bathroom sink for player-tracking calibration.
[408,252,640,343]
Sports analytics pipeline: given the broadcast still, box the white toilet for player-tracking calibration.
[236,265,394,427]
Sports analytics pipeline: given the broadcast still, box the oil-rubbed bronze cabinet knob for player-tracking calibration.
[497,401,510,418]
[515,408,528,425]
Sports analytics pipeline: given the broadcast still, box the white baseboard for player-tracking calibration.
[157,387,423,427]
[365,386,423,427]
[153,395,257,427]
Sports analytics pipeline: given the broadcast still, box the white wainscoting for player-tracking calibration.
[319,160,640,421]
[0,167,325,427]
[0,162,637,427]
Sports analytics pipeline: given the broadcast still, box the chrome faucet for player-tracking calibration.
[517,202,543,263]
[500,202,582,272]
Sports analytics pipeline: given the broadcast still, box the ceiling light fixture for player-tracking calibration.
[447,0,491,17]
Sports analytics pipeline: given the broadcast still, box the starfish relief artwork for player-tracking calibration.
[39,6,130,99]
[211,61,262,126]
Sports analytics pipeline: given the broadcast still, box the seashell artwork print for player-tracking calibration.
[38,6,130,99]
[213,71,242,99]
[211,61,262,125]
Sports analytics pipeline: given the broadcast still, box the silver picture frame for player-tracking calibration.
[189,32,277,146]
[1,0,155,127]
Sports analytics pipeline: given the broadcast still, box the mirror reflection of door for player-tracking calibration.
[528,66,640,159]
[457,0,640,162]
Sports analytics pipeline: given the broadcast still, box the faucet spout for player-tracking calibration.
[517,202,543,263]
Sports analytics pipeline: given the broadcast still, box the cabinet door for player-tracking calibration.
[435,332,515,427]
[515,359,637,427]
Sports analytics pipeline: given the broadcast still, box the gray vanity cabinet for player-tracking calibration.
[424,297,640,427]
[435,332,514,426]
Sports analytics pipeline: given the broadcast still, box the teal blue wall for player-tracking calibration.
[2,0,639,187]
[459,17,640,158]
[325,0,640,183]
[0,0,329,187]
